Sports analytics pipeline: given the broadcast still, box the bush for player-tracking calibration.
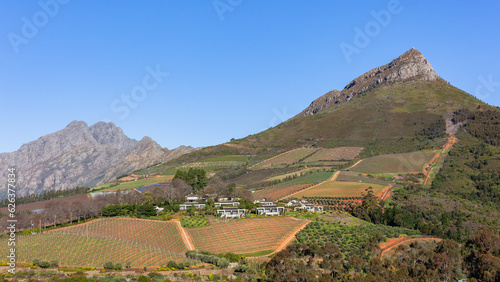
[103,261,114,270]
[37,261,51,268]
[114,263,122,270]
[50,260,58,268]
[138,275,151,282]
[148,272,163,279]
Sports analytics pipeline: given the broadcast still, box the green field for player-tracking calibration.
[198,155,249,162]
[181,216,209,228]
[270,172,334,188]
[250,148,319,170]
[90,175,173,192]
[349,151,437,174]
[291,181,388,198]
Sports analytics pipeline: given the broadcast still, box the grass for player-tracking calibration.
[181,216,209,228]
[270,172,334,188]
[90,175,173,192]
[250,148,319,170]
[349,151,437,174]
[198,155,249,162]
[266,168,322,181]
[241,249,274,257]
[290,181,388,198]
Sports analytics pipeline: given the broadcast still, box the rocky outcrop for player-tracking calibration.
[0,121,196,196]
[296,48,440,118]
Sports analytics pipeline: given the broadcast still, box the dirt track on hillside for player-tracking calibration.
[380,236,442,258]
[271,218,311,254]
[172,219,195,251]
[423,136,456,186]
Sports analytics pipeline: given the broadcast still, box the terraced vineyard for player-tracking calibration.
[187,217,308,254]
[0,218,191,267]
[4,233,188,267]
[348,151,437,174]
[302,147,364,162]
[250,148,318,170]
[336,171,392,186]
[289,181,388,199]
[252,184,313,201]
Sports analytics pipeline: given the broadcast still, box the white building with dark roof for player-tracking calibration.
[256,205,285,216]
[216,207,246,219]
[214,201,240,207]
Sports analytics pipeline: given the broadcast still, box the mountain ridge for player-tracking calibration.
[0,121,197,196]
[296,48,440,118]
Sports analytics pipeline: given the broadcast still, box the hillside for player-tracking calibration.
[0,121,196,197]
[169,49,487,164]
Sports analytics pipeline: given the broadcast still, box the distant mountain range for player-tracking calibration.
[0,121,196,196]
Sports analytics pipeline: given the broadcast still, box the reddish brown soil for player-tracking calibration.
[380,236,443,258]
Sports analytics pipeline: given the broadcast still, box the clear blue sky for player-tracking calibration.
[1,1,499,153]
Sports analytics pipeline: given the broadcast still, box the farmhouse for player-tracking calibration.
[253,199,274,206]
[216,207,246,219]
[180,193,206,210]
[214,201,240,207]
[286,199,308,207]
[256,205,286,216]
[179,202,206,210]
[296,203,323,213]
[186,193,200,202]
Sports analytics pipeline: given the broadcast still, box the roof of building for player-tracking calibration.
[186,193,198,197]
[220,207,245,211]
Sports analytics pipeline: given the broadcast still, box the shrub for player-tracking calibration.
[138,275,151,282]
[148,272,163,279]
[114,263,122,270]
[38,261,51,268]
[50,260,58,268]
[103,261,114,270]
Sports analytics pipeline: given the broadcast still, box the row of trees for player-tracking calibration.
[263,230,499,281]
[0,186,90,207]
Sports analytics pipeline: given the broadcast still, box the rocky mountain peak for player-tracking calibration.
[296,48,440,118]
[0,121,197,197]
[89,121,137,148]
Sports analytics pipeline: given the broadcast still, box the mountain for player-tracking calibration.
[213,48,488,156]
[0,121,196,196]
[296,48,440,118]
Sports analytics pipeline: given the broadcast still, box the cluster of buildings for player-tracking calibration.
[177,194,322,219]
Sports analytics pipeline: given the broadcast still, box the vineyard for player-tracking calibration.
[250,148,318,170]
[252,184,313,201]
[303,196,362,212]
[295,219,421,259]
[302,147,364,162]
[290,181,388,199]
[187,217,308,254]
[0,218,192,267]
[335,171,392,186]
[348,151,437,174]
[181,216,209,228]
[2,233,191,268]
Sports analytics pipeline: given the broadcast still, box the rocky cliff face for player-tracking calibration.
[0,121,196,196]
[297,48,440,117]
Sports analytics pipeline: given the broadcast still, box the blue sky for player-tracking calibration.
[1,1,499,153]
